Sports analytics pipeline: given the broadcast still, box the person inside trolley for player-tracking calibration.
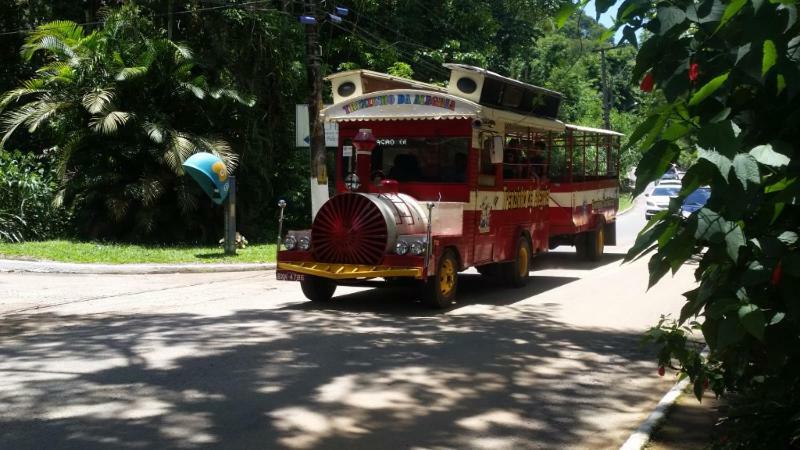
[530,140,547,178]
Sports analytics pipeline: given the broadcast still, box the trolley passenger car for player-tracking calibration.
[276,64,622,308]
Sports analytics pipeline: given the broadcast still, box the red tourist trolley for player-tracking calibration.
[276,64,622,308]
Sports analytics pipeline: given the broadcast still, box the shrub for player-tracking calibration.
[0,149,68,241]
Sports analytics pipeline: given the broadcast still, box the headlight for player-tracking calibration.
[410,241,426,256]
[681,209,692,218]
[646,201,655,207]
[297,236,311,251]
[283,235,297,250]
[344,172,361,191]
[395,241,409,255]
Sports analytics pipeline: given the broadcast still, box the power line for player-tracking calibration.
[328,20,448,78]
[333,15,449,76]
[0,0,276,37]
[281,0,448,77]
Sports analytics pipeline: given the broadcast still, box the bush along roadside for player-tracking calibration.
[581,0,800,447]
[0,149,69,242]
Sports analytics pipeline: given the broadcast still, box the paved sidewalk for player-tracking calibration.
[647,389,722,449]
[0,258,275,274]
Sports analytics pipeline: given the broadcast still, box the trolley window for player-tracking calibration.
[371,137,469,183]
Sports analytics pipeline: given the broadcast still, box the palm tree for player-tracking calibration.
[0,5,252,241]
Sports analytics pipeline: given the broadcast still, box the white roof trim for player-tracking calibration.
[566,124,625,136]
[322,89,481,123]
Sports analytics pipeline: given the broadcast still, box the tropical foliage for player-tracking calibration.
[0,149,68,242]
[578,0,800,445]
[1,6,249,241]
[1,0,647,243]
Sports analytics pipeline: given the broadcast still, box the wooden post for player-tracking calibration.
[224,176,236,255]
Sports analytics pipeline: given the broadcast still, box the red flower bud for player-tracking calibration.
[658,366,665,377]
[771,261,782,286]
[689,63,700,82]
[640,72,654,92]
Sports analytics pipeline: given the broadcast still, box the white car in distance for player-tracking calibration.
[645,185,680,220]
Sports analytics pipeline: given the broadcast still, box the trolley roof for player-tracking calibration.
[320,66,620,136]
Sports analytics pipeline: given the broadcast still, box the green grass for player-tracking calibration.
[0,240,276,264]
[619,193,634,212]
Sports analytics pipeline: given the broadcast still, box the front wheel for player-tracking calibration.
[426,250,458,309]
[300,276,336,302]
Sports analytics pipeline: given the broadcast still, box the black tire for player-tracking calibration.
[505,236,531,287]
[426,250,459,309]
[584,223,605,262]
[575,232,588,259]
[604,221,617,246]
[300,276,336,302]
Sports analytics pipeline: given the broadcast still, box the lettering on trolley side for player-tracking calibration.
[505,189,550,210]
[343,94,458,114]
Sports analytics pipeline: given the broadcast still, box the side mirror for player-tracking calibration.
[490,136,504,164]
[645,193,650,197]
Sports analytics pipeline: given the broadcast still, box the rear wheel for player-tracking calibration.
[575,232,588,259]
[584,223,605,261]
[300,276,337,302]
[426,250,458,309]
[505,236,531,287]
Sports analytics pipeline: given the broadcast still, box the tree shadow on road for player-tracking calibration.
[533,250,626,271]
[1,282,664,450]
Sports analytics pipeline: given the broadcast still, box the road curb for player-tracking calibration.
[619,376,691,450]
[0,258,276,275]
[617,195,641,217]
[619,347,709,450]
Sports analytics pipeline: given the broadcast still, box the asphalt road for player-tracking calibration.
[0,197,695,450]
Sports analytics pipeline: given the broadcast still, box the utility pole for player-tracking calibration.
[167,0,174,39]
[600,48,612,130]
[303,0,329,218]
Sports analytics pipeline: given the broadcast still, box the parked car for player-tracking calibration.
[656,179,682,188]
[680,187,711,218]
[645,185,680,220]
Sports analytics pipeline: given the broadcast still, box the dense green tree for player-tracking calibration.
[1,0,647,242]
[0,5,249,241]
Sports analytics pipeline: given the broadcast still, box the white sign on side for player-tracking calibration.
[295,104,339,148]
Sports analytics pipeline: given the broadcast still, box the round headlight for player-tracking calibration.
[298,236,311,251]
[395,240,409,255]
[410,241,426,256]
[344,172,361,191]
[283,235,297,250]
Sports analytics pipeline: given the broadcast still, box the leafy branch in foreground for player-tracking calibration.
[569,0,800,446]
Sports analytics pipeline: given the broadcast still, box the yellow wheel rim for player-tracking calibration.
[596,227,604,255]
[439,258,456,296]
[518,245,529,278]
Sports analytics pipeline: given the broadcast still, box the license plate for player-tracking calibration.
[276,270,305,281]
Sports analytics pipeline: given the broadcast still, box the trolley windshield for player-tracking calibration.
[371,136,469,183]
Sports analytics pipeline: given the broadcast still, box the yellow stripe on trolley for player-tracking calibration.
[277,262,423,280]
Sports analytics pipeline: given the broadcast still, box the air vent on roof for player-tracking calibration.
[456,77,477,94]
[337,81,356,97]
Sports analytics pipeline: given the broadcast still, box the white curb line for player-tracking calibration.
[619,376,691,450]
[0,258,276,274]
[620,347,709,450]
